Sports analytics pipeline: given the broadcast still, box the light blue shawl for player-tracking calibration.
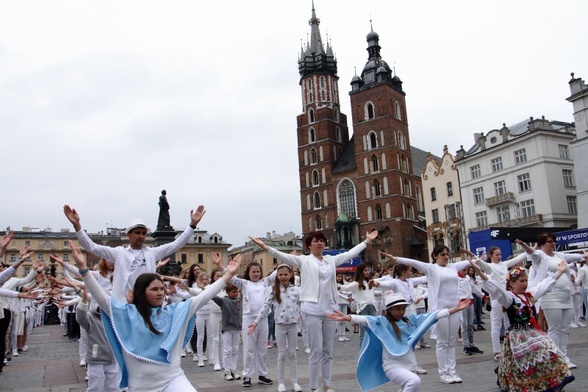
[356,311,439,391]
[101,298,196,388]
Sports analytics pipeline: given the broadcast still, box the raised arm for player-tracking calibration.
[250,236,302,268]
[71,240,110,312]
[63,205,82,232]
[379,251,432,274]
[150,206,206,260]
[0,231,14,259]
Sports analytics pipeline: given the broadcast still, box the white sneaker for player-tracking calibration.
[21,345,28,352]
[567,361,577,369]
[181,349,186,358]
[338,336,346,342]
[440,374,454,384]
[224,370,233,381]
[576,320,586,327]
[192,355,198,362]
[278,384,287,392]
[293,383,303,392]
[84,373,89,381]
[11,350,18,357]
[416,366,427,374]
[569,322,580,329]
[450,374,463,383]
[79,360,86,367]
[304,348,310,354]
[198,360,204,367]
[414,342,421,349]
[214,363,221,371]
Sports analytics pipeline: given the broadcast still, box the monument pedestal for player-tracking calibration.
[152,228,182,275]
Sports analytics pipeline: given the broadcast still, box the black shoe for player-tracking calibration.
[470,346,484,354]
[297,332,302,336]
[258,376,273,385]
[463,347,472,355]
[477,325,486,331]
[242,377,252,387]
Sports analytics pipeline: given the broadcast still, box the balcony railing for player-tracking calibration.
[485,192,515,206]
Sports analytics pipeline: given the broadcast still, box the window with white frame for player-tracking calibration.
[475,211,488,227]
[315,215,322,230]
[431,187,437,201]
[314,192,321,209]
[520,199,535,217]
[491,157,503,172]
[375,204,383,220]
[517,173,531,192]
[374,179,381,197]
[497,205,510,223]
[371,155,379,172]
[310,148,317,164]
[473,187,484,204]
[567,196,577,213]
[369,132,377,149]
[559,144,570,159]
[562,169,574,187]
[471,164,481,179]
[494,180,506,196]
[514,148,527,164]
[312,170,319,186]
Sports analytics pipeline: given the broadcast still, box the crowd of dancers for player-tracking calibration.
[0,204,587,392]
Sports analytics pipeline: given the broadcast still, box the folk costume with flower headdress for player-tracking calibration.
[481,267,574,392]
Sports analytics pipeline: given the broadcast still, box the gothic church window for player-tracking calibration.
[338,179,357,217]
[394,101,402,120]
[366,102,375,120]
[371,155,379,172]
[369,132,378,149]
[312,170,319,186]
[309,128,316,143]
[311,148,317,164]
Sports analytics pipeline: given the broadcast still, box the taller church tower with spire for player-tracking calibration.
[296,6,425,263]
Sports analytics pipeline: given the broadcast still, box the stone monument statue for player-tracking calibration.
[157,190,171,230]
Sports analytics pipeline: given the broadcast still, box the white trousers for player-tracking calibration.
[543,308,573,358]
[196,314,211,360]
[434,312,460,375]
[161,373,195,392]
[210,311,222,366]
[490,298,509,354]
[385,367,421,392]
[242,315,268,378]
[275,323,298,385]
[572,293,583,322]
[302,313,336,389]
[79,328,87,362]
[222,329,240,372]
[86,361,119,392]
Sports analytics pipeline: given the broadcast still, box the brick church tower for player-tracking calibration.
[296,6,425,263]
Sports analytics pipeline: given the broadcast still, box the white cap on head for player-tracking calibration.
[125,219,150,234]
[384,293,409,310]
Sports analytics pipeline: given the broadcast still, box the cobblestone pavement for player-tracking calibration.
[2,317,588,391]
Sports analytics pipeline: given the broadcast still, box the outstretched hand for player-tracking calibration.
[49,253,66,267]
[378,251,397,264]
[68,240,87,270]
[190,205,206,227]
[63,205,82,231]
[0,231,14,249]
[156,258,170,269]
[211,252,223,268]
[248,236,269,250]
[326,310,350,322]
[365,229,378,244]
[226,254,242,276]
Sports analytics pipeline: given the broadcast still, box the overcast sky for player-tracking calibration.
[1,0,587,248]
